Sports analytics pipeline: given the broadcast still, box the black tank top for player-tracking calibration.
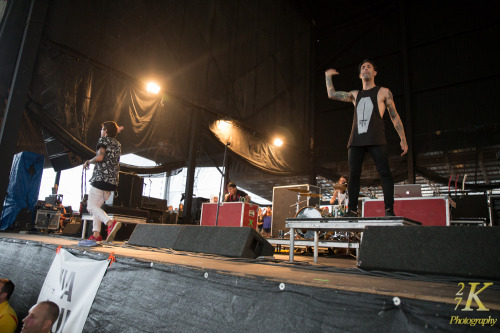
[347,86,386,147]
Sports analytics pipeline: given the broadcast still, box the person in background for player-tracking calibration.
[20,301,59,333]
[0,279,17,333]
[262,207,272,237]
[329,176,348,206]
[55,198,68,231]
[224,182,250,203]
[257,208,264,234]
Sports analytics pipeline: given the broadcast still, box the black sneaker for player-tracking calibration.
[385,209,396,217]
[344,210,359,218]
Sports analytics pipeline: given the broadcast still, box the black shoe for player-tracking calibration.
[385,209,396,217]
[344,210,359,218]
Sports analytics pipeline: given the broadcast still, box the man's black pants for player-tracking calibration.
[347,145,394,212]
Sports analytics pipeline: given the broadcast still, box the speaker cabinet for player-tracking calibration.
[358,226,500,279]
[489,195,500,226]
[106,172,144,208]
[271,184,320,238]
[61,222,82,235]
[141,196,167,211]
[34,210,60,230]
[9,208,34,231]
[146,209,164,224]
[164,212,178,224]
[43,132,83,171]
[128,225,275,259]
[190,197,209,223]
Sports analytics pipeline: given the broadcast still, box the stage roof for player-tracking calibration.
[1,0,499,202]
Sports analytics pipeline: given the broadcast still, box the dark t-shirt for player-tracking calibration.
[225,189,248,202]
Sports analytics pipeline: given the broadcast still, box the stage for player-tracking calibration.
[1,231,499,332]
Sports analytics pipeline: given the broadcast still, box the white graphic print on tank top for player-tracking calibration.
[356,97,373,134]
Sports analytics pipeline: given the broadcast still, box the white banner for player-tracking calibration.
[38,248,110,333]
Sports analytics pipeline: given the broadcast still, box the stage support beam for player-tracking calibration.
[399,0,415,183]
[183,109,200,224]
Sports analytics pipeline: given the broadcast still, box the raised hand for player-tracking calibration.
[325,68,339,76]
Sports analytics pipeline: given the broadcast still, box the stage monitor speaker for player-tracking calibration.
[106,172,144,208]
[43,132,83,171]
[128,225,275,259]
[128,224,184,248]
[358,226,500,279]
[174,225,275,258]
[271,184,320,238]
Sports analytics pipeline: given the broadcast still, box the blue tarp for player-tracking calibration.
[0,151,45,230]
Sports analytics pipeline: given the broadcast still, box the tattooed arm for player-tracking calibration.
[383,88,408,156]
[325,69,356,103]
[83,147,106,169]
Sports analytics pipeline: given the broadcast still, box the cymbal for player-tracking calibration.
[287,188,310,193]
[301,193,323,197]
[332,184,347,190]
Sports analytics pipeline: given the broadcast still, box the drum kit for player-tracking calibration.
[287,184,347,218]
[284,187,321,238]
[287,185,352,240]
[287,187,322,215]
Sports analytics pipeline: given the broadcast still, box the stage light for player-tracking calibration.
[146,82,161,94]
[217,120,231,131]
[273,138,283,147]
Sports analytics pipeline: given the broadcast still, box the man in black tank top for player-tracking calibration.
[324,59,408,217]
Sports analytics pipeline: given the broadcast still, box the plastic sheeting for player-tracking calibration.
[26,101,186,175]
[0,151,44,230]
[18,0,311,179]
[2,238,499,333]
[210,120,308,175]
